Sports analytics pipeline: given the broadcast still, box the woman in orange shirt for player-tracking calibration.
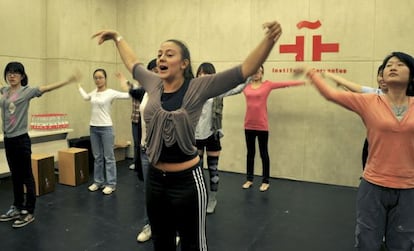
[300,52,414,251]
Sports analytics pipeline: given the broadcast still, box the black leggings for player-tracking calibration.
[146,164,208,251]
[244,129,270,184]
[4,133,36,214]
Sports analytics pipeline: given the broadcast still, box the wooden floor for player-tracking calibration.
[0,159,359,251]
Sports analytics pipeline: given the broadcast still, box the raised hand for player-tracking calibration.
[115,72,127,82]
[91,30,120,45]
[68,69,82,83]
[262,21,282,42]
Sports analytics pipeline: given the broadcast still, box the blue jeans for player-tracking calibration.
[140,147,150,225]
[90,126,116,187]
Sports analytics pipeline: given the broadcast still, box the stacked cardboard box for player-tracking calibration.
[31,153,56,196]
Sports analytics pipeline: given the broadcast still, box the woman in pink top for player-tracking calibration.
[242,65,304,192]
[302,51,414,251]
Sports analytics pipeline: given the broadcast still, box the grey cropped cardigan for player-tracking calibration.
[132,64,244,165]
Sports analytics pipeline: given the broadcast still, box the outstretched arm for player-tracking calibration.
[92,30,140,73]
[268,80,305,89]
[299,67,369,118]
[299,67,342,101]
[241,21,282,79]
[77,84,91,101]
[323,72,364,93]
[38,70,81,93]
[217,77,252,98]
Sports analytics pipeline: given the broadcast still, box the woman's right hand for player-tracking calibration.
[91,30,120,45]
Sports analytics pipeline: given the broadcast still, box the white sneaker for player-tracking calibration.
[129,164,135,170]
[0,206,21,222]
[137,224,151,242]
[102,186,116,195]
[176,236,180,246]
[12,210,35,228]
[206,197,217,214]
[88,183,103,192]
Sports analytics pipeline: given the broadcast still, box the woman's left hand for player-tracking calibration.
[262,21,282,42]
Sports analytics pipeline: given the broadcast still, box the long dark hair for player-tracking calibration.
[165,39,194,81]
[381,52,414,96]
[4,62,28,86]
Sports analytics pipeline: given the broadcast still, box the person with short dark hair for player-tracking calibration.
[0,61,80,228]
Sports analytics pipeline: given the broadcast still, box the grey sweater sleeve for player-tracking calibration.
[191,65,245,100]
[132,63,162,92]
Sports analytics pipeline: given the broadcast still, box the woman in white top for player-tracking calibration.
[78,68,130,195]
[195,62,248,214]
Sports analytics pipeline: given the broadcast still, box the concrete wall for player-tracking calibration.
[1,0,413,187]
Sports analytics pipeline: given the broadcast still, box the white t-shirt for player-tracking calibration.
[78,87,130,126]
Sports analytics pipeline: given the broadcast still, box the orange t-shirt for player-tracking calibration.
[311,73,414,189]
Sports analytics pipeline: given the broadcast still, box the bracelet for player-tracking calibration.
[115,35,123,43]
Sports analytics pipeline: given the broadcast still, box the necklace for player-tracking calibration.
[391,104,407,117]
[387,95,408,118]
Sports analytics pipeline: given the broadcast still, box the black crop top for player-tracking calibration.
[158,79,197,162]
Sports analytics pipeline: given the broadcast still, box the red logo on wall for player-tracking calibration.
[279,20,340,61]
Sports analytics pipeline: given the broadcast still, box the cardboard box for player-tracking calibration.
[31,153,56,196]
[114,142,130,162]
[58,147,89,186]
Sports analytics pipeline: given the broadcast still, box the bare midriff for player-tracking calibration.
[154,156,200,172]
